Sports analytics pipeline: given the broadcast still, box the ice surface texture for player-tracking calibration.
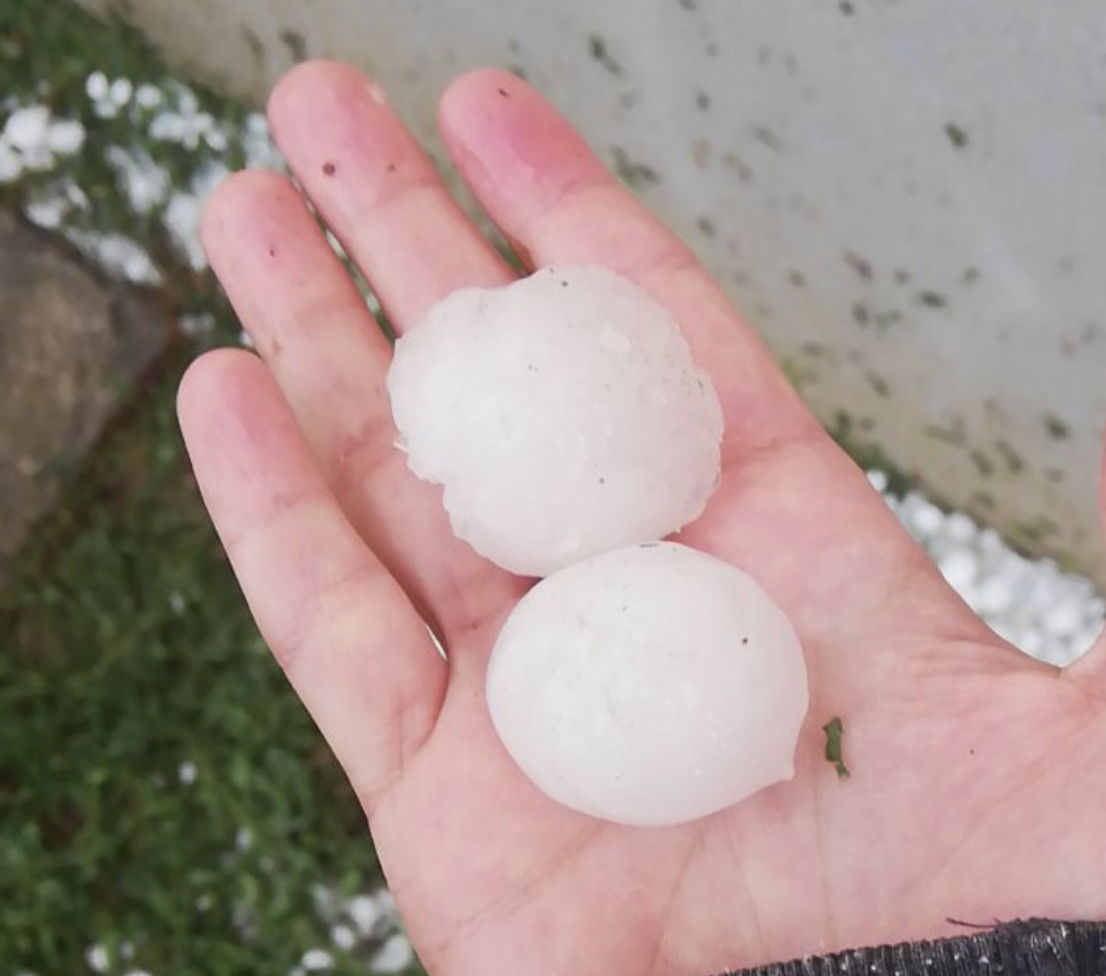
[486,543,810,827]
[387,266,724,576]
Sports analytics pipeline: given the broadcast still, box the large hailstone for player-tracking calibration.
[486,542,809,827]
[386,265,723,577]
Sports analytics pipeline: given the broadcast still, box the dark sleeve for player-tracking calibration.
[716,920,1106,976]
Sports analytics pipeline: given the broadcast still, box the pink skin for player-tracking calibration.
[179,62,1106,976]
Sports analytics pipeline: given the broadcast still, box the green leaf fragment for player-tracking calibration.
[822,716,850,779]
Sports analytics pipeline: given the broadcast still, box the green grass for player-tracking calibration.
[0,369,389,973]
[0,3,409,973]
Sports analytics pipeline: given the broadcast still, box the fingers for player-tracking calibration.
[200,166,523,640]
[268,60,515,328]
[438,68,819,458]
[177,349,446,812]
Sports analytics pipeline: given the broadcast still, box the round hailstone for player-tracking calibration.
[386,265,723,577]
[486,542,809,827]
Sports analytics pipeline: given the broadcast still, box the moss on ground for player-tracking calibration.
[0,3,411,973]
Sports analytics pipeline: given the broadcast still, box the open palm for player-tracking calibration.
[178,63,1106,976]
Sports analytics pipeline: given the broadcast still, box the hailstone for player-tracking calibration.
[386,265,723,577]
[486,542,809,827]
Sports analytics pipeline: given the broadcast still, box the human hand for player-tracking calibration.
[178,62,1106,976]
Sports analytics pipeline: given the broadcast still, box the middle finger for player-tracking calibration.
[268,60,515,327]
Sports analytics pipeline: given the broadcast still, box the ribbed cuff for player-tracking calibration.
[718,920,1106,976]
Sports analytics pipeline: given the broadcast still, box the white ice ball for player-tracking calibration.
[386,265,723,577]
[486,542,809,827]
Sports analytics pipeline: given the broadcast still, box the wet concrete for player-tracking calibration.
[73,0,1106,580]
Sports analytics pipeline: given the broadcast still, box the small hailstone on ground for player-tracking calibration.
[45,118,85,155]
[0,140,20,182]
[866,469,888,493]
[149,112,186,142]
[388,265,724,576]
[311,884,338,920]
[63,180,90,210]
[4,105,50,152]
[24,195,67,229]
[1042,599,1082,639]
[903,495,943,538]
[179,312,215,336]
[242,112,284,170]
[330,924,356,950]
[107,145,170,215]
[64,230,162,285]
[346,893,382,935]
[85,944,110,973]
[135,83,163,109]
[938,548,978,592]
[110,77,134,108]
[300,948,334,971]
[972,575,1014,616]
[324,229,347,259]
[204,126,229,152]
[86,71,109,102]
[92,96,119,120]
[942,511,976,544]
[487,541,808,826]
[164,191,204,267]
[370,933,414,974]
[163,161,228,270]
[174,84,201,118]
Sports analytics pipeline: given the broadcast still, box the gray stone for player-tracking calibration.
[0,211,170,583]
